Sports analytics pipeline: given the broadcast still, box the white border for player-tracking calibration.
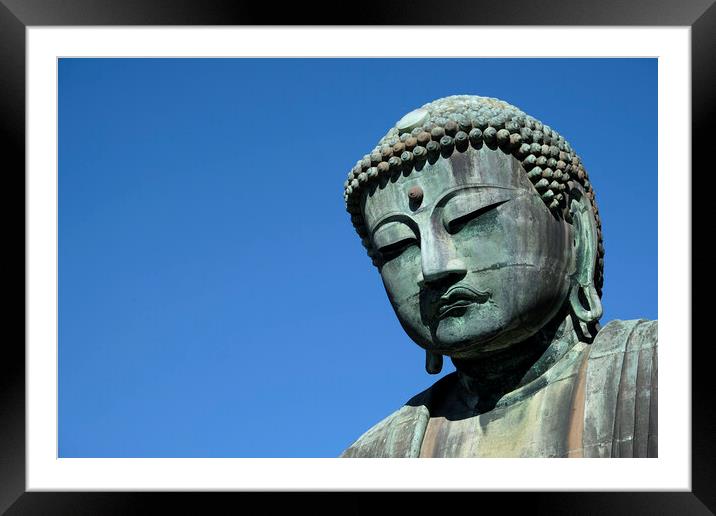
[27,27,691,490]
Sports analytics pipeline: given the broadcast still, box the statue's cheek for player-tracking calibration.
[379,248,430,331]
[379,246,421,297]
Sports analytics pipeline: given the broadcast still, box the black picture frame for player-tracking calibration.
[2,1,707,513]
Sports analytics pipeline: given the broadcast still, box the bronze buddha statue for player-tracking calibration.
[340,95,657,458]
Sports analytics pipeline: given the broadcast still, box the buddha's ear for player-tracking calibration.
[568,185,603,324]
[425,350,443,375]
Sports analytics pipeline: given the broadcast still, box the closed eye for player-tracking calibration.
[378,237,417,260]
[445,199,509,234]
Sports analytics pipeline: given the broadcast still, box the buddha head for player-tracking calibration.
[343,96,604,373]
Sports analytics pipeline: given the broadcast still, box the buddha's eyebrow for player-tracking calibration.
[369,212,416,236]
[435,184,521,207]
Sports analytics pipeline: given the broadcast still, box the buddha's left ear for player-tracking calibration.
[568,186,603,324]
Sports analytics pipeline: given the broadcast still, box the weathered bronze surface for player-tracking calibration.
[340,95,657,458]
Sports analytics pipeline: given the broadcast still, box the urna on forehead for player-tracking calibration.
[362,147,534,229]
[342,94,605,294]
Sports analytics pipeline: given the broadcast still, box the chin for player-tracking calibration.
[431,323,504,358]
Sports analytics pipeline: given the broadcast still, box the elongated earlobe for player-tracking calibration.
[568,187,603,325]
[426,350,443,374]
[569,282,603,323]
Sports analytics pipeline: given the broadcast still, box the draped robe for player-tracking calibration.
[340,319,658,458]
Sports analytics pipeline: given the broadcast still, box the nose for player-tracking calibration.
[417,224,467,287]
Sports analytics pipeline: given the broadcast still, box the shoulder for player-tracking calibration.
[583,319,658,457]
[339,375,457,458]
[590,319,657,356]
[339,404,430,458]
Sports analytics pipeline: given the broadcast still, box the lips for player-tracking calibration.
[437,285,490,318]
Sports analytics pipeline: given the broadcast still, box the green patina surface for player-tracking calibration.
[340,95,657,458]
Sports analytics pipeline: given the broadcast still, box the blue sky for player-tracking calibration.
[58,58,657,457]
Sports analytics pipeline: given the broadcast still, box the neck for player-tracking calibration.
[450,310,582,411]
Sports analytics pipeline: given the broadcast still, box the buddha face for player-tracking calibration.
[362,148,575,359]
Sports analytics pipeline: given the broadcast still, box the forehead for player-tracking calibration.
[362,148,535,228]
